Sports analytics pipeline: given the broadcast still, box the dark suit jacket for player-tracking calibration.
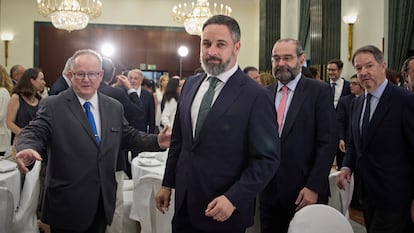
[341,78,351,97]
[99,83,145,172]
[261,76,338,210]
[336,94,356,142]
[122,87,155,133]
[16,88,161,231]
[343,82,414,210]
[162,68,280,232]
[49,76,69,95]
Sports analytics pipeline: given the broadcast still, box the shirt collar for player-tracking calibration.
[77,92,99,109]
[367,79,388,99]
[277,72,302,92]
[205,63,238,84]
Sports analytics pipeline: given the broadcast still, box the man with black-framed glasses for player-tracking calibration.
[260,38,338,233]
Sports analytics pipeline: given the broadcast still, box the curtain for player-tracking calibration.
[298,0,310,48]
[388,0,414,71]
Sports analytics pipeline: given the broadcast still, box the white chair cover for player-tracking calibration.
[328,171,354,218]
[130,173,174,233]
[122,189,138,233]
[0,186,14,233]
[288,204,354,233]
[11,161,41,233]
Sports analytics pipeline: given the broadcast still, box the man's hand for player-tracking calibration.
[336,168,352,190]
[116,75,132,90]
[15,149,42,174]
[205,195,236,222]
[339,139,346,153]
[157,125,171,149]
[295,187,318,211]
[155,186,172,214]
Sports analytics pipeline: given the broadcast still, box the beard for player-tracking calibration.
[201,55,233,76]
[273,64,301,84]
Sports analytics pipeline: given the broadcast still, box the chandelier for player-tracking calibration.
[172,0,232,36]
[37,0,102,32]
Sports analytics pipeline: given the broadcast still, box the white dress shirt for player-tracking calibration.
[77,93,101,138]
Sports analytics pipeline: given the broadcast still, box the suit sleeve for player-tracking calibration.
[336,97,346,141]
[306,84,338,193]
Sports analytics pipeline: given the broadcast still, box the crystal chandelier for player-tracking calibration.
[37,0,102,32]
[172,0,232,36]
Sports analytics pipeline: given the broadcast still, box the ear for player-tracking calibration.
[299,53,307,66]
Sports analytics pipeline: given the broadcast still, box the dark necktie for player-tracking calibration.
[83,101,100,144]
[331,82,336,96]
[195,77,219,137]
[361,93,372,144]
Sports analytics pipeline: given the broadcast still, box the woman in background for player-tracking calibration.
[155,74,169,130]
[0,64,13,156]
[6,68,45,143]
[160,78,183,129]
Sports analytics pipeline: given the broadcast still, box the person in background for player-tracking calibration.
[336,45,414,233]
[49,57,72,95]
[14,49,171,233]
[327,59,351,109]
[308,67,321,80]
[9,64,25,85]
[160,78,182,129]
[401,56,414,91]
[127,69,156,133]
[142,78,156,94]
[6,68,45,145]
[155,74,169,131]
[156,15,280,233]
[260,72,276,86]
[0,64,13,157]
[243,66,262,85]
[99,57,145,233]
[336,74,364,168]
[301,66,314,79]
[260,39,338,233]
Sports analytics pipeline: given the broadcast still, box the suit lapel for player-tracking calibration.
[64,89,100,147]
[194,69,245,144]
[364,83,393,148]
[352,95,364,149]
[280,76,307,140]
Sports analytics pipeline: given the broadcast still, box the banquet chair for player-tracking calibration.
[0,186,14,233]
[130,173,174,233]
[328,171,354,218]
[11,160,41,233]
[288,204,354,233]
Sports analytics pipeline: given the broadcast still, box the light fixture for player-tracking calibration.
[1,33,14,67]
[343,15,357,61]
[172,0,232,36]
[37,0,102,32]
[178,46,189,78]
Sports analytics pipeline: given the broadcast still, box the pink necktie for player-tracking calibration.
[277,85,288,132]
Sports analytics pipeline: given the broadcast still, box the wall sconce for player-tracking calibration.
[343,15,357,61]
[1,33,14,67]
[178,46,189,78]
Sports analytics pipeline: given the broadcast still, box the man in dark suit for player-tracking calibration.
[336,74,364,168]
[155,15,280,233]
[327,59,351,109]
[99,57,145,233]
[337,45,414,233]
[9,64,25,86]
[49,57,72,95]
[127,69,155,133]
[260,39,338,233]
[14,49,171,233]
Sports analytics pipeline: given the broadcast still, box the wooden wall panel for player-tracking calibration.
[34,22,201,86]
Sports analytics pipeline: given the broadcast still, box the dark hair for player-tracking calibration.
[309,67,319,78]
[142,78,156,93]
[302,66,314,79]
[243,66,258,74]
[13,67,42,99]
[203,15,241,43]
[102,57,115,83]
[327,59,344,70]
[351,45,384,66]
[273,39,305,57]
[161,78,180,106]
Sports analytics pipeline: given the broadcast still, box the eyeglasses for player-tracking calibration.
[271,55,297,63]
[72,71,101,80]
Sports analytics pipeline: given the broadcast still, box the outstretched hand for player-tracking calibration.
[15,149,42,174]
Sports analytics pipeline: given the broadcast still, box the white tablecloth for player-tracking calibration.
[0,160,21,211]
[130,151,174,233]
